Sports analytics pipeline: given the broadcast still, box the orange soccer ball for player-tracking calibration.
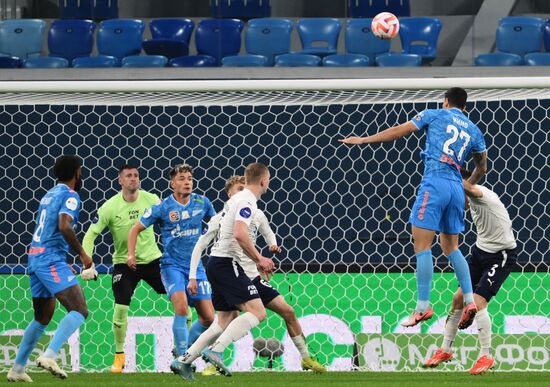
[371,12,400,40]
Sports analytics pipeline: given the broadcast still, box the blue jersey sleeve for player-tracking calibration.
[470,127,487,153]
[204,197,216,218]
[411,109,437,132]
[139,203,163,229]
[59,191,80,220]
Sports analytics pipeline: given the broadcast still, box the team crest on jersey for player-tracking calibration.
[169,211,180,222]
[415,115,421,121]
[202,224,209,235]
[181,211,190,220]
[143,208,152,218]
[192,209,202,217]
[239,207,252,218]
[65,197,78,211]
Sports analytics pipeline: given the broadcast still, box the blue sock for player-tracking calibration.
[187,320,208,347]
[173,315,189,356]
[14,320,47,369]
[44,311,85,358]
[415,249,433,313]
[448,249,474,304]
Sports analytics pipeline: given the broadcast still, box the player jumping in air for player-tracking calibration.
[8,155,96,382]
[339,87,488,329]
[171,163,275,380]
[127,164,216,368]
[83,164,165,373]
[425,173,517,375]
[185,175,325,376]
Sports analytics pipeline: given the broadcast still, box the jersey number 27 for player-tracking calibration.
[443,124,471,161]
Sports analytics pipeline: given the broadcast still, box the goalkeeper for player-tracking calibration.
[83,164,165,373]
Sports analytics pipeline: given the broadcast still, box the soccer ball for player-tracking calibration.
[371,12,400,40]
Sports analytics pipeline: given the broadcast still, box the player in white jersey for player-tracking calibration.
[170,163,275,380]
[185,175,325,375]
[425,172,517,375]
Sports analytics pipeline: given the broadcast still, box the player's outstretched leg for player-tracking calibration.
[111,304,129,373]
[265,295,326,373]
[37,284,88,379]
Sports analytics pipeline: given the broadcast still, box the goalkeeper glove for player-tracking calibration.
[81,263,98,281]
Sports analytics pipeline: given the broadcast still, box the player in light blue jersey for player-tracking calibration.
[340,88,488,329]
[7,155,96,383]
[128,163,216,365]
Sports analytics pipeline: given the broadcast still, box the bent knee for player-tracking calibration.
[280,306,296,322]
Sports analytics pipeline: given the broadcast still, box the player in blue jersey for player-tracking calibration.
[7,155,96,383]
[127,163,217,365]
[339,88,488,329]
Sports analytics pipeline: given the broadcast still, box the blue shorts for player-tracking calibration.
[160,265,211,306]
[409,176,465,234]
[29,261,79,298]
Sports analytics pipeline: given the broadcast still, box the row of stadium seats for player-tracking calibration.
[58,0,410,20]
[475,16,550,66]
[0,17,440,68]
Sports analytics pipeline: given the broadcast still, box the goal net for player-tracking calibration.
[1,86,549,373]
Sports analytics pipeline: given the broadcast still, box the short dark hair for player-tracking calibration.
[53,155,82,181]
[169,163,193,179]
[460,169,472,180]
[444,87,468,109]
[118,164,139,174]
[245,163,269,185]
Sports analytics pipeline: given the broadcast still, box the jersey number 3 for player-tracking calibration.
[443,124,471,161]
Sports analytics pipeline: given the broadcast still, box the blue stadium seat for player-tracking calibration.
[211,0,271,19]
[142,19,194,59]
[47,19,96,62]
[169,55,217,67]
[195,19,244,66]
[60,0,118,20]
[524,52,550,66]
[275,53,321,67]
[0,19,45,59]
[474,53,523,66]
[346,19,390,65]
[399,17,442,63]
[296,18,341,57]
[348,0,410,18]
[222,54,267,66]
[245,18,292,66]
[0,56,21,68]
[23,56,69,68]
[322,54,370,66]
[72,55,118,68]
[496,16,544,56]
[97,19,144,64]
[375,53,421,66]
[121,55,168,68]
[545,20,550,51]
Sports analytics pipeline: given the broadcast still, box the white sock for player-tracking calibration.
[475,308,492,357]
[442,309,462,353]
[291,334,309,359]
[181,322,223,364]
[210,312,259,353]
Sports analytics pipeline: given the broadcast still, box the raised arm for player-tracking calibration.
[468,151,488,185]
[127,222,146,271]
[338,122,418,145]
[59,213,92,269]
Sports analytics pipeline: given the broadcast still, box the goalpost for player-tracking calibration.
[0,78,548,372]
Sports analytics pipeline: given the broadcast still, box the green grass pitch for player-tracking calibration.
[13,371,550,387]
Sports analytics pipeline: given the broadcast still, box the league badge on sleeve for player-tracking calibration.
[239,207,252,218]
[65,197,78,211]
[143,208,152,218]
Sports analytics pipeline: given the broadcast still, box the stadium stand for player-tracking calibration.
[22,56,69,68]
[59,0,118,20]
[71,55,118,68]
[545,20,550,51]
[348,0,410,18]
[211,0,271,19]
[244,18,293,66]
[97,19,145,64]
[0,19,45,60]
[375,52,422,66]
[194,18,244,66]
[474,52,523,66]
[47,19,96,62]
[142,19,194,59]
[222,54,268,66]
[168,55,216,67]
[296,18,341,57]
[345,18,390,65]
[399,17,442,63]
[0,56,21,68]
[524,52,550,66]
[322,53,370,67]
[496,16,544,56]
[275,53,321,66]
[121,55,168,68]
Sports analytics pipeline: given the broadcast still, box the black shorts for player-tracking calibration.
[207,256,260,312]
[467,245,518,302]
[252,276,280,306]
[112,258,165,305]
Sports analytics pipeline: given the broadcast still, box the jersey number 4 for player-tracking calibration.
[443,124,471,161]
